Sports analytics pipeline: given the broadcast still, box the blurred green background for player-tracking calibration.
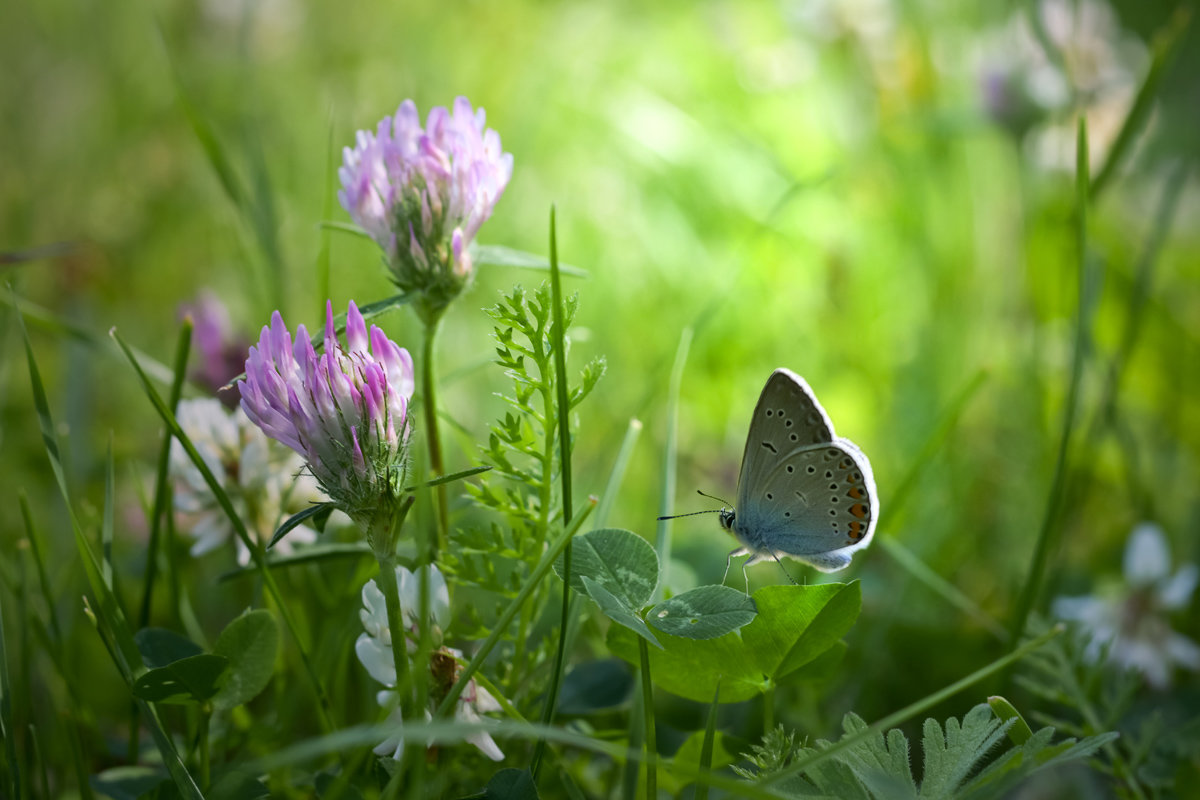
[3,0,1199,791]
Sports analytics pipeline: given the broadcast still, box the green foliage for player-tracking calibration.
[608,583,860,703]
[737,704,1118,800]
[211,609,280,711]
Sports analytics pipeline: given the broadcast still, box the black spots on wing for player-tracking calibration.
[786,465,794,473]
[765,409,773,417]
[789,433,798,442]
[761,441,778,454]
[825,470,833,479]
[807,465,816,474]
[785,419,793,427]
[765,492,774,501]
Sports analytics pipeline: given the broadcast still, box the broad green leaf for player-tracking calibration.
[135,628,203,668]
[558,659,634,715]
[608,583,858,703]
[648,585,756,639]
[554,528,659,608]
[132,654,229,705]
[483,768,540,799]
[212,610,280,711]
[90,766,168,800]
[583,576,661,649]
[747,583,861,678]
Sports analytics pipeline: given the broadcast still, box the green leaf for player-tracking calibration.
[583,576,661,649]
[483,768,540,800]
[987,696,1033,745]
[134,628,203,668]
[554,528,659,608]
[557,659,634,715]
[608,583,856,703]
[750,582,861,677]
[268,503,336,549]
[472,243,588,277]
[132,654,229,705]
[212,609,280,711]
[647,585,756,639]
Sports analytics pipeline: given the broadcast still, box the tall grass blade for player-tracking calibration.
[1091,8,1192,200]
[532,206,574,778]
[654,328,692,602]
[1010,117,1095,645]
[138,320,192,628]
[18,305,203,799]
[0,590,20,800]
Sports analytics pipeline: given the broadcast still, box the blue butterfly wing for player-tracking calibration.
[733,370,878,572]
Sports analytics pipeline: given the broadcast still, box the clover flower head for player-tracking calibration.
[337,97,513,322]
[170,398,322,565]
[1054,522,1200,689]
[355,565,503,762]
[239,300,414,522]
[179,291,250,405]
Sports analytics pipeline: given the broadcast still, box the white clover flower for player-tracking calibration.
[355,564,504,762]
[171,398,323,565]
[1054,523,1200,689]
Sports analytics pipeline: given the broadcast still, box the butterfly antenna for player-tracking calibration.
[657,509,721,521]
[771,554,799,586]
[696,489,733,507]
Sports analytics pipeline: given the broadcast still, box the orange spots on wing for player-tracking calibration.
[849,503,868,520]
[847,487,865,500]
[848,520,864,540]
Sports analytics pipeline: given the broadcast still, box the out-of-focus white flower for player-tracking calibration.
[1054,523,1200,689]
[973,0,1147,170]
[171,397,323,565]
[355,564,504,761]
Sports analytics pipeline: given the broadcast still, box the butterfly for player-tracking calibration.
[719,368,879,573]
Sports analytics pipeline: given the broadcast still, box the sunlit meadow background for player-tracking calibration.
[3,0,1199,796]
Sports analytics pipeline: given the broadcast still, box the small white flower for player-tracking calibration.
[1054,523,1200,689]
[355,565,503,761]
[171,398,323,565]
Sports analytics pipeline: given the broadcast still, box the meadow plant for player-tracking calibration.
[170,396,322,565]
[7,10,1199,794]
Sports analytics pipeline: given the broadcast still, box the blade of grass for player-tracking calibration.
[761,625,1065,788]
[595,419,644,528]
[316,118,335,316]
[18,304,202,799]
[1010,118,1096,644]
[0,590,20,800]
[217,542,372,582]
[111,328,337,734]
[1091,8,1192,200]
[695,679,721,800]
[4,295,174,386]
[137,320,192,628]
[532,206,575,779]
[653,327,692,602]
[472,243,588,278]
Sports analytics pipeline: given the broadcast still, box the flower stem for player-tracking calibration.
[374,554,414,718]
[371,496,418,718]
[639,636,657,800]
[421,316,449,558]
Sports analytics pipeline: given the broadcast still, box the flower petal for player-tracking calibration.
[1124,523,1171,586]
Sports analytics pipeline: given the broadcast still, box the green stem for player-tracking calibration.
[762,685,775,734]
[198,706,211,790]
[1009,118,1092,645]
[421,317,449,558]
[638,637,657,800]
[370,497,418,719]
